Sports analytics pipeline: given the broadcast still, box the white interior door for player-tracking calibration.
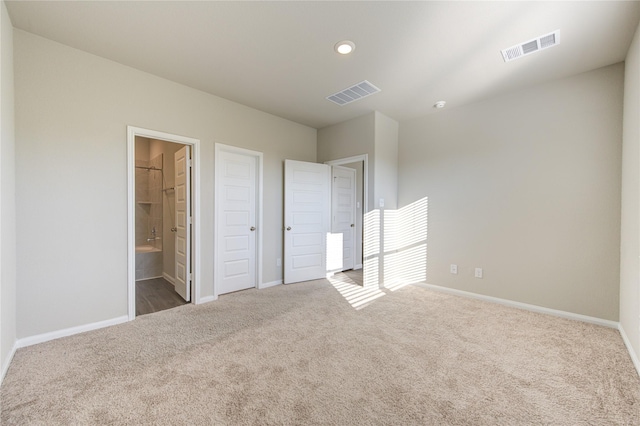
[174,145,191,302]
[332,166,356,271]
[217,149,257,295]
[284,160,331,284]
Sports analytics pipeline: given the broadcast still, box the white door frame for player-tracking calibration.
[214,143,263,299]
[325,154,369,270]
[127,126,202,320]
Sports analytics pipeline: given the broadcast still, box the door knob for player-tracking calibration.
[250,226,256,231]
[286,226,291,231]
[350,224,354,227]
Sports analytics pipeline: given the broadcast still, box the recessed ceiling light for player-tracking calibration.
[434,101,446,109]
[335,40,355,55]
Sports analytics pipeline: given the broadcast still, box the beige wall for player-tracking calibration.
[1,0,16,378]
[398,64,624,320]
[620,20,640,366]
[135,136,150,161]
[318,112,375,211]
[14,30,316,339]
[373,111,399,211]
[318,111,400,213]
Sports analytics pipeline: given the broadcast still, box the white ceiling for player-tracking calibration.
[6,1,640,129]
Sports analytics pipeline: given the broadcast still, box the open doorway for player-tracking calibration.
[134,137,187,315]
[127,127,201,320]
[325,155,367,273]
[327,161,364,287]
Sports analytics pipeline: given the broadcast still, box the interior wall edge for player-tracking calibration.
[619,323,640,378]
[0,341,17,386]
[0,0,17,386]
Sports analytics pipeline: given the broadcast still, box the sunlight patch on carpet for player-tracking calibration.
[328,273,385,310]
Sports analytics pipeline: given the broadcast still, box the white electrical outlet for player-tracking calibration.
[276,258,281,267]
[450,264,458,274]
[475,268,483,278]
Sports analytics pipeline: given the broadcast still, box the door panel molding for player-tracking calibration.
[174,145,191,301]
[214,143,263,298]
[127,126,201,321]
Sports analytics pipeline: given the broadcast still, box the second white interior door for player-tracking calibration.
[217,149,258,295]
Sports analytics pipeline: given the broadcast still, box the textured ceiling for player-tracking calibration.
[6,1,640,129]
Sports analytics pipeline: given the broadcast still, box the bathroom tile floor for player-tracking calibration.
[136,278,187,316]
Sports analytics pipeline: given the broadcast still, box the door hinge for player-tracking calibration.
[189,273,192,282]
[188,216,192,225]
[188,158,193,168]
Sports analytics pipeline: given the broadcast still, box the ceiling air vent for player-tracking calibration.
[326,80,381,106]
[501,30,560,62]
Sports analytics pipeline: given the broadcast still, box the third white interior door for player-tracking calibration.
[331,165,356,272]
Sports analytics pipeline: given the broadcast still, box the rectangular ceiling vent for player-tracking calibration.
[326,80,381,106]
[501,30,560,63]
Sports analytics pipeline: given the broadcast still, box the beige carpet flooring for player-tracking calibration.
[1,278,639,425]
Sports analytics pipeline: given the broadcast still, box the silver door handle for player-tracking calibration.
[250,226,256,231]
[286,226,291,231]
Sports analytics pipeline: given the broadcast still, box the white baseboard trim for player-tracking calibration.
[1,341,18,385]
[163,273,175,285]
[16,315,129,349]
[260,280,282,290]
[417,283,618,329]
[354,264,363,270]
[197,295,216,304]
[619,324,640,378]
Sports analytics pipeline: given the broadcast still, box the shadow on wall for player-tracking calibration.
[364,197,429,291]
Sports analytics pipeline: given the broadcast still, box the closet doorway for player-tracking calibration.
[127,127,201,320]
